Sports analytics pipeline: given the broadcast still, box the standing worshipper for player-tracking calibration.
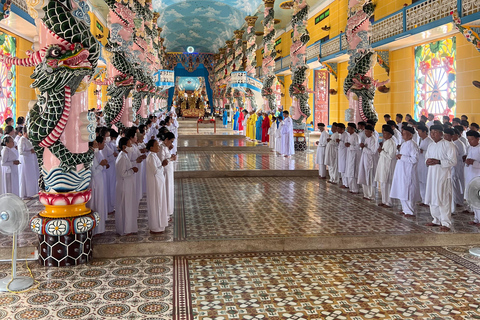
[465,131,480,225]
[1,136,19,195]
[158,132,177,217]
[126,128,146,206]
[261,112,271,144]
[238,109,245,134]
[145,139,168,234]
[375,125,397,208]
[115,137,139,236]
[325,123,339,184]
[344,123,361,194]
[107,129,119,213]
[337,123,348,188]
[315,123,328,179]
[387,120,402,147]
[255,112,264,142]
[280,111,295,157]
[275,116,283,155]
[223,108,228,128]
[445,128,466,210]
[269,116,277,150]
[233,108,240,131]
[242,110,249,137]
[424,125,457,232]
[18,130,39,199]
[390,126,420,217]
[358,125,379,200]
[88,136,109,235]
[168,112,179,155]
[417,125,433,206]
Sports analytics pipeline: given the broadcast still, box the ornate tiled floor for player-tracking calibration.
[3,247,480,319]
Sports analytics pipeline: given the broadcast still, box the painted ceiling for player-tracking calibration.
[177,77,202,91]
[154,0,263,53]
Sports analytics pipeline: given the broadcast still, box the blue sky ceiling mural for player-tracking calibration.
[154,0,263,53]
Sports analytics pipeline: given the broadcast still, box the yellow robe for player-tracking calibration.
[249,113,257,140]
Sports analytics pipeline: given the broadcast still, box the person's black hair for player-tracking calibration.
[15,127,23,135]
[443,115,450,120]
[283,110,289,115]
[408,119,417,125]
[358,121,366,127]
[387,120,397,128]
[4,117,12,125]
[382,125,394,135]
[159,120,166,126]
[452,128,460,136]
[402,121,409,127]
[461,120,470,127]
[4,125,14,135]
[462,114,469,120]
[99,127,108,137]
[336,123,346,129]
[471,123,480,129]
[157,127,170,140]
[420,115,428,121]
[161,132,175,141]
[444,128,455,136]
[467,130,480,138]
[396,114,403,119]
[417,125,428,133]
[95,127,102,134]
[125,128,137,140]
[138,124,146,134]
[403,126,415,135]
[406,114,412,118]
[331,122,337,126]
[366,119,376,126]
[110,128,119,138]
[146,139,157,151]
[452,117,461,123]
[88,140,94,148]
[148,115,154,120]
[317,123,325,127]
[430,125,444,132]
[444,122,452,128]
[347,122,357,130]
[433,120,442,126]
[118,137,129,151]
[454,125,464,133]
[95,135,104,144]
[1,135,12,146]
[365,125,374,131]
[16,116,24,125]
[164,116,171,124]
[146,119,152,126]
[384,114,391,118]
[428,113,434,118]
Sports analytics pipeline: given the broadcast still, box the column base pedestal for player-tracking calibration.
[38,231,93,267]
[294,130,306,151]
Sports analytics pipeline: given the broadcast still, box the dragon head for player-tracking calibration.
[31,43,93,94]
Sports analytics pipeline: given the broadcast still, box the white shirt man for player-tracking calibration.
[465,131,480,225]
[337,124,348,188]
[375,126,397,208]
[357,125,379,200]
[424,125,457,231]
[344,123,360,193]
[280,112,295,157]
[315,123,329,179]
[417,126,433,205]
[446,129,467,211]
[325,124,339,184]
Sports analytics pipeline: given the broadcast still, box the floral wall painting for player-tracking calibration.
[414,37,456,121]
[0,31,16,127]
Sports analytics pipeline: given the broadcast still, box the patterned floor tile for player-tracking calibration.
[182,247,480,319]
[0,256,173,319]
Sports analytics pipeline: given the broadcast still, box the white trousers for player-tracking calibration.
[341,172,348,187]
[347,177,359,193]
[419,181,427,203]
[380,182,392,206]
[329,165,339,183]
[474,209,480,223]
[401,200,415,215]
[362,184,374,199]
[318,165,326,178]
[430,204,452,228]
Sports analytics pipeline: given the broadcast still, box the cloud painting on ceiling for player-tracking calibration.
[154,0,263,53]
[177,76,202,91]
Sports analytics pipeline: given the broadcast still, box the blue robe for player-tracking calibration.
[233,111,239,131]
[255,115,263,141]
[223,110,228,126]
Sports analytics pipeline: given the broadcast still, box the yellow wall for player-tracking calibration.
[374,0,412,21]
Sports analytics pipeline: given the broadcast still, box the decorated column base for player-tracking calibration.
[294,129,307,151]
[30,190,99,267]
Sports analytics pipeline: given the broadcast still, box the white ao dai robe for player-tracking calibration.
[464,144,480,222]
[280,117,295,156]
[337,132,348,180]
[129,144,143,204]
[115,151,138,235]
[275,122,283,154]
[88,150,107,234]
[268,122,277,150]
[425,139,457,227]
[315,130,329,177]
[345,132,360,192]
[358,135,379,199]
[325,132,339,183]
[452,139,466,208]
[375,138,397,206]
[1,146,19,195]
[159,142,175,216]
[18,136,39,198]
[146,152,168,232]
[417,136,433,203]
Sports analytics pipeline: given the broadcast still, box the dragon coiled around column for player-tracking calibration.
[261,2,277,111]
[132,66,154,124]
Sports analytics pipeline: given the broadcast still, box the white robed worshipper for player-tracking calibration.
[158,132,176,216]
[87,137,109,234]
[464,131,480,225]
[445,128,466,210]
[375,125,397,208]
[101,130,117,214]
[357,125,379,200]
[456,125,469,153]
[315,123,328,179]
[18,131,39,198]
[280,111,295,157]
[115,137,139,236]
[168,111,179,155]
[275,118,283,154]
[125,128,146,205]
[242,110,249,137]
[137,131,148,196]
[268,116,277,150]
[416,125,433,205]
[424,125,457,231]
[145,139,169,233]
[344,123,361,193]
[325,123,339,184]
[390,126,421,216]
[337,123,348,188]
[1,136,19,195]
[357,122,366,143]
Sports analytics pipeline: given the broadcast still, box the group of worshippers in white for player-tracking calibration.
[315,116,480,232]
[241,110,295,157]
[88,110,179,236]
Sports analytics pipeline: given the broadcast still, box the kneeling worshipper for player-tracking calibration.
[158,132,176,218]
[18,130,39,198]
[344,123,361,194]
[465,130,480,225]
[357,125,379,200]
[255,112,264,142]
[424,125,457,232]
[375,125,397,208]
[390,126,420,217]
[315,123,328,179]
[115,137,139,236]
[145,139,168,234]
[280,111,295,157]
[325,123,339,184]
[88,136,109,235]
[1,135,19,195]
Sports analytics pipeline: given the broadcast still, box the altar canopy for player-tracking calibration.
[173,76,209,118]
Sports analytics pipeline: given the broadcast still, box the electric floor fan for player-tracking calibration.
[0,193,34,292]
[466,177,480,257]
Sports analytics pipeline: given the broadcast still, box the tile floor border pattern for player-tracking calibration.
[175,179,187,241]
[172,247,480,320]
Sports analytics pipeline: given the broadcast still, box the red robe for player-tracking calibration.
[261,116,271,142]
[238,112,245,131]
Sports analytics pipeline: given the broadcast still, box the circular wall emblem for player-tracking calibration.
[187,46,194,53]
